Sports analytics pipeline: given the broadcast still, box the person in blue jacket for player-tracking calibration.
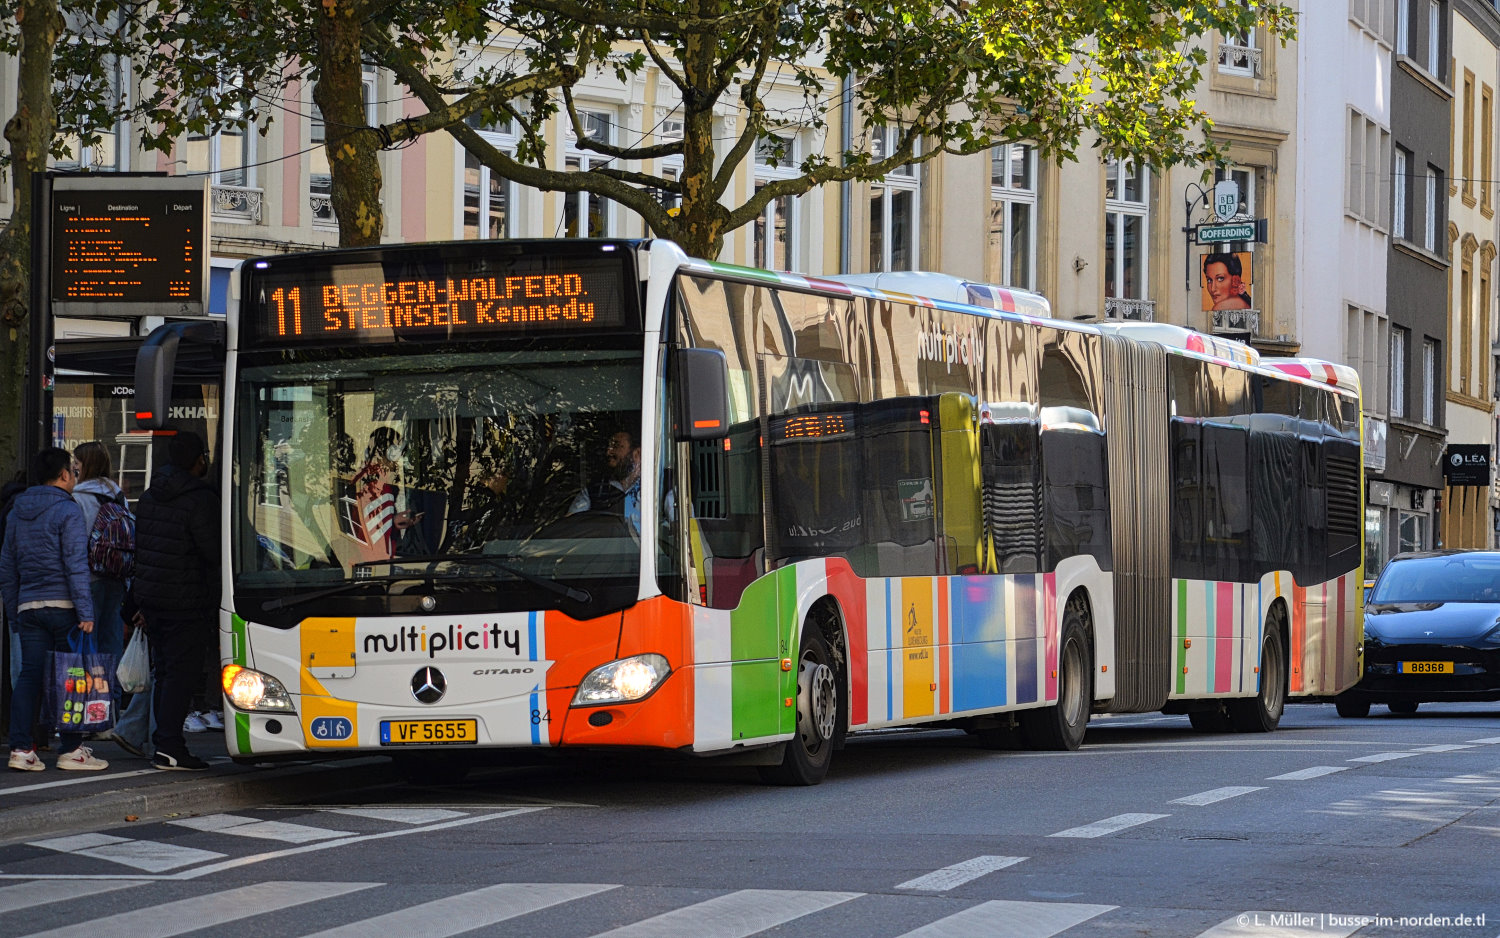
[2,447,109,772]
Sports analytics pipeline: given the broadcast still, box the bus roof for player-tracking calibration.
[822,272,1052,318]
[1093,321,1259,367]
[1261,358,1363,396]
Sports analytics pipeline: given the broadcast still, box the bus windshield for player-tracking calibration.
[232,345,643,625]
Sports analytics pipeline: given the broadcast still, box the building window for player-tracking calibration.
[1428,0,1441,78]
[1348,304,1390,413]
[310,68,377,226]
[1217,25,1260,76]
[55,57,124,172]
[657,117,684,219]
[988,143,1037,289]
[754,134,799,271]
[1423,338,1438,424]
[1463,70,1475,205]
[1350,0,1395,44]
[1390,327,1408,419]
[1393,146,1409,240]
[462,113,519,240]
[1425,166,1440,251]
[565,109,615,238]
[186,97,251,188]
[1484,85,1494,216]
[1104,157,1149,301]
[1346,109,1391,229]
[869,127,920,271]
[1396,0,1411,55]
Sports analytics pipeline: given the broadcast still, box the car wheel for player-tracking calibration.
[1228,623,1286,733]
[1019,603,1092,751]
[1335,697,1371,718]
[759,626,840,785]
[1388,701,1419,715]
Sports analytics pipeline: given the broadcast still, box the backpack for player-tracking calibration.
[87,491,135,580]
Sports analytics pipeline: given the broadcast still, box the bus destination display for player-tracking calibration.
[51,180,208,316]
[247,252,632,345]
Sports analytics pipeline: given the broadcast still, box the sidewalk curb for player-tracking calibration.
[0,757,398,845]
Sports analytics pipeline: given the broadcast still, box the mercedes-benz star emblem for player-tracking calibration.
[411,667,446,704]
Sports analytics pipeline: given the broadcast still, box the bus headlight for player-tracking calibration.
[222,665,295,712]
[572,654,670,706]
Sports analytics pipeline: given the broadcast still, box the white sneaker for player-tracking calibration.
[183,711,209,734]
[56,746,108,771]
[202,710,225,731]
[8,749,44,772]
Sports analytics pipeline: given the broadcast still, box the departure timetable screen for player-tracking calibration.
[242,244,637,347]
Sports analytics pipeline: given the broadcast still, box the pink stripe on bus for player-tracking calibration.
[1215,582,1233,693]
[1044,573,1058,702]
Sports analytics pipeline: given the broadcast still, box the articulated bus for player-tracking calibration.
[135,238,1363,784]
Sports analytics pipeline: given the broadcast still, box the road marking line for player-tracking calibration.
[1268,766,1350,781]
[588,888,862,938]
[1170,786,1266,806]
[1414,744,1475,752]
[27,833,128,852]
[1048,813,1168,838]
[74,841,226,873]
[301,882,619,938]
[1467,736,1500,745]
[896,856,1027,891]
[0,880,147,913]
[894,899,1116,938]
[1194,911,1365,937]
[324,808,467,824]
[169,814,352,843]
[0,808,548,882]
[16,880,377,938]
[2,768,158,796]
[1348,751,1420,763]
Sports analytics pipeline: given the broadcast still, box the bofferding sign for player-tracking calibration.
[1443,443,1492,486]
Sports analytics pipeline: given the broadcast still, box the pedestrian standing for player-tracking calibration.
[2,447,109,772]
[132,431,217,771]
[71,441,147,758]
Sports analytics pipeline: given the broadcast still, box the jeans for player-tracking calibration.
[114,686,156,754]
[89,577,126,668]
[144,611,208,757]
[7,608,87,754]
[7,624,18,689]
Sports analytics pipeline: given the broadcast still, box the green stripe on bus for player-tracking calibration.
[1176,579,1188,696]
[234,711,252,755]
[728,567,793,741]
[230,614,248,666]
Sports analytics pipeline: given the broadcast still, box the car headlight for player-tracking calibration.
[572,654,670,706]
[222,665,296,712]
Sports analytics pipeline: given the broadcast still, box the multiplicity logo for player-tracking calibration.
[362,622,522,659]
[916,324,984,373]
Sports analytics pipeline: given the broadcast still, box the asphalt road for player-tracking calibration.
[1,702,1497,937]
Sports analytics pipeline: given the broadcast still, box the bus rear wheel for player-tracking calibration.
[1228,623,1286,733]
[1019,605,1091,751]
[759,627,840,785]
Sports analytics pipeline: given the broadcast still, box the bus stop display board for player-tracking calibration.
[50,175,210,318]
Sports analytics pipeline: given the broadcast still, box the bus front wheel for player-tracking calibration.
[1019,605,1092,751]
[759,627,840,785]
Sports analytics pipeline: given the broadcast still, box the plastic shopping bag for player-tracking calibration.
[116,627,149,694]
[44,630,116,733]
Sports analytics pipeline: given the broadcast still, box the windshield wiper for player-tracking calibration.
[261,574,415,613]
[356,554,592,605]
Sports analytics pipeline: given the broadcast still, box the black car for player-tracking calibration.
[1336,550,1500,717]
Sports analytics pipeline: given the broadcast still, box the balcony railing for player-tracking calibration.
[1211,307,1260,337]
[211,185,263,224]
[1217,43,1262,77]
[1103,297,1155,322]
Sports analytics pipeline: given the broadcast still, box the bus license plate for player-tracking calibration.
[380,719,478,745]
[1397,661,1454,674]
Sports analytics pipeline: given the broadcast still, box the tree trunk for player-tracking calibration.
[0,0,63,476]
[314,0,383,246]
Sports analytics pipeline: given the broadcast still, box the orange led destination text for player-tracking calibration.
[270,273,598,337]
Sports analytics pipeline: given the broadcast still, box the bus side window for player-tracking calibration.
[1038,330,1109,574]
[1168,355,1204,582]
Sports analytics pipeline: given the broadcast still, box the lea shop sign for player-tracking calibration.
[1443,443,1492,486]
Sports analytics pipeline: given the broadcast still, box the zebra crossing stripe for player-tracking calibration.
[1169,786,1266,806]
[17,881,378,938]
[26,833,223,873]
[1414,743,1475,752]
[1348,751,1419,763]
[0,880,146,913]
[169,814,353,843]
[1048,813,1168,838]
[896,856,1027,891]
[589,888,862,938]
[1267,766,1349,780]
[894,899,1116,938]
[324,808,467,824]
[300,882,619,938]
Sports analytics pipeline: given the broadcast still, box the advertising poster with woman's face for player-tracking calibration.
[1201,251,1253,312]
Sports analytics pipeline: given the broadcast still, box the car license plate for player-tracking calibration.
[380,719,478,745]
[1397,661,1454,674]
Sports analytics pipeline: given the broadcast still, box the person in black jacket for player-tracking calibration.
[132,430,218,771]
